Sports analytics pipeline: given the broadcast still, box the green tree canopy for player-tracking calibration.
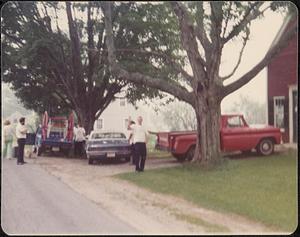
[2,1,182,132]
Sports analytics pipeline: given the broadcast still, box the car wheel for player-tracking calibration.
[257,139,274,156]
[185,146,195,161]
[88,158,94,165]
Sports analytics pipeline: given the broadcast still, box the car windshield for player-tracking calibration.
[91,132,126,139]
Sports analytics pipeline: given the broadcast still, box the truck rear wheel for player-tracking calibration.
[173,154,186,162]
[185,146,195,161]
[257,139,274,156]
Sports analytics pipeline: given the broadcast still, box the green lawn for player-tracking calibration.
[116,149,297,232]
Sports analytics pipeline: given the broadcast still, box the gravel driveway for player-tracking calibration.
[20,152,275,234]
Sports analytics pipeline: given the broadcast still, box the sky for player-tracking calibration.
[219,10,285,112]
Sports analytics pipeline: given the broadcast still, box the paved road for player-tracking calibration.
[1,159,137,235]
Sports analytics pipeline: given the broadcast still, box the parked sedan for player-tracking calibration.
[85,131,131,165]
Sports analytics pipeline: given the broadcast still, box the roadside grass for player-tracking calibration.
[172,212,230,233]
[116,149,297,232]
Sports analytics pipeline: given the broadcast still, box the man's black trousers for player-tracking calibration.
[17,138,26,163]
[134,142,147,171]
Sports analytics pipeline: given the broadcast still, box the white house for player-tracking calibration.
[93,97,151,138]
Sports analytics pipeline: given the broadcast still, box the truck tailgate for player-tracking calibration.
[154,132,171,151]
[153,131,196,151]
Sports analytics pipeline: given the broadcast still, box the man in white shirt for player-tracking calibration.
[74,123,86,157]
[16,117,28,165]
[128,116,148,172]
[128,121,136,165]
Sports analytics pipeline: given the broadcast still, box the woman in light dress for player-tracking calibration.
[3,120,14,159]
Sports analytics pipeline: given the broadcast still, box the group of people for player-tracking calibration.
[3,117,28,165]
[128,116,148,172]
[3,115,149,172]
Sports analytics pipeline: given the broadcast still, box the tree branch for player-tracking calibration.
[88,47,194,83]
[222,2,264,44]
[221,2,233,39]
[193,2,211,55]
[102,2,194,106]
[222,20,297,98]
[87,2,95,98]
[209,2,223,42]
[170,1,207,71]
[220,27,250,80]
[2,31,25,46]
[66,2,83,97]
[207,2,223,78]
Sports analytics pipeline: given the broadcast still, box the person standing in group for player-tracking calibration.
[73,123,78,156]
[74,123,86,157]
[16,117,28,165]
[128,116,148,172]
[128,120,136,165]
[3,120,14,160]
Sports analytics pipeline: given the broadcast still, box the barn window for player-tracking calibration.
[273,96,285,130]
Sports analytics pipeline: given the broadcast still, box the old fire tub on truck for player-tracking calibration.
[152,114,282,162]
[34,111,75,156]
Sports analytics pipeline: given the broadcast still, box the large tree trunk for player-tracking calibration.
[193,95,221,166]
[76,109,96,135]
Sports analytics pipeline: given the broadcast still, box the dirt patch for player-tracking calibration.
[28,155,277,234]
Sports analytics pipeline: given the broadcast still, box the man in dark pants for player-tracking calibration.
[134,142,147,171]
[16,117,28,165]
[74,123,86,158]
[127,116,147,172]
[128,121,136,165]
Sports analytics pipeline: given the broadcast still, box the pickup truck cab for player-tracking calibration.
[153,114,282,161]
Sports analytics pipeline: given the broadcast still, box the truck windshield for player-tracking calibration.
[227,116,245,128]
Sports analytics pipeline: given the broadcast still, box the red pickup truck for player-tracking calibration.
[153,114,282,161]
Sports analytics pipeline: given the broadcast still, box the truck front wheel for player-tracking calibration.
[185,146,195,161]
[257,139,274,156]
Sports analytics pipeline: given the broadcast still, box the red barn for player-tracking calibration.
[267,15,298,143]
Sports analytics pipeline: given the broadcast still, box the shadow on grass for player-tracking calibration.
[223,151,285,160]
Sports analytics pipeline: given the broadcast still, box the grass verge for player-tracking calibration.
[116,149,297,232]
